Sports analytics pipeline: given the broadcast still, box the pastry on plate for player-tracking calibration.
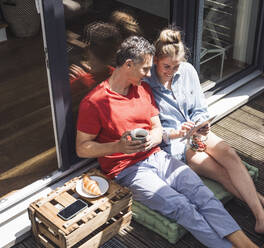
[82,175,102,196]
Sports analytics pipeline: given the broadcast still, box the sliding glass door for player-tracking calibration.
[64,0,171,145]
[0,0,57,198]
[199,0,261,85]
[38,0,264,176]
[39,0,172,172]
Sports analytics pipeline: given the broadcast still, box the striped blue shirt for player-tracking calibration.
[145,62,209,158]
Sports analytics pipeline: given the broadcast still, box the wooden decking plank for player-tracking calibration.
[215,117,264,147]
[180,233,207,248]
[0,87,50,126]
[240,104,264,120]
[0,123,55,176]
[21,236,38,248]
[255,177,264,195]
[228,109,264,132]
[117,228,149,248]
[126,222,173,248]
[0,105,51,136]
[11,243,27,248]
[237,152,264,168]
[0,67,48,109]
[212,124,264,161]
[101,237,128,248]
[225,200,263,246]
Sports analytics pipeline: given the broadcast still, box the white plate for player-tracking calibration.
[75,176,109,198]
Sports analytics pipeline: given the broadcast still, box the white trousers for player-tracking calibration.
[115,150,240,248]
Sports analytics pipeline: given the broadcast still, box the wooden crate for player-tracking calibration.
[28,168,132,248]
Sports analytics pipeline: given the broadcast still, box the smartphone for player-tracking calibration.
[57,199,88,221]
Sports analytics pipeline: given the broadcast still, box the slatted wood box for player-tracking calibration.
[28,169,132,248]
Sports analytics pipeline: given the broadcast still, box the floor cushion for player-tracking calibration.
[132,161,259,244]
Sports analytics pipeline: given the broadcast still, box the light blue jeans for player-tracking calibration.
[115,150,240,248]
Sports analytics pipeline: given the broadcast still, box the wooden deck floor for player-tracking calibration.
[11,91,264,247]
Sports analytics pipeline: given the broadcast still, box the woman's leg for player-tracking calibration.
[186,149,244,200]
[186,143,264,206]
[187,131,264,233]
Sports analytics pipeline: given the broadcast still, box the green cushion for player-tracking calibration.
[132,161,258,244]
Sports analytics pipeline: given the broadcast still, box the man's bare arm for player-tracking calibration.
[76,131,117,158]
[144,115,163,150]
[76,130,146,158]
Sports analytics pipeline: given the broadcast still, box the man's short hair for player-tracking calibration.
[82,22,122,64]
[116,36,155,67]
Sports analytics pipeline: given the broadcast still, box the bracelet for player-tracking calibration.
[162,130,170,144]
[189,135,208,152]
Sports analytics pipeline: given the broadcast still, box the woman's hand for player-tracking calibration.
[196,123,210,136]
[169,121,195,139]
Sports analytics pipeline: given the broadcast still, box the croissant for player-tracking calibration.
[82,175,102,196]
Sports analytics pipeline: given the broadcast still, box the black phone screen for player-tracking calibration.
[57,199,88,220]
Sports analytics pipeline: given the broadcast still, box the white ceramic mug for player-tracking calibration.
[130,128,148,142]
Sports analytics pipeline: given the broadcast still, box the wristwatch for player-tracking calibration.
[162,129,171,144]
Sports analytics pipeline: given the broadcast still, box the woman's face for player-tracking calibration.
[154,56,182,84]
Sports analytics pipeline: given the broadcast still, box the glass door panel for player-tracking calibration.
[0,2,57,198]
[200,0,260,84]
[62,0,170,134]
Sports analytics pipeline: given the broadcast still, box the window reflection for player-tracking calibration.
[200,0,259,84]
[63,0,170,125]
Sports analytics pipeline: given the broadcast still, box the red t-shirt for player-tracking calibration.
[77,80,160,178]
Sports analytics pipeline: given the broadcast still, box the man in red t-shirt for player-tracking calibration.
[76,36,257,248]
[77,74,160,178]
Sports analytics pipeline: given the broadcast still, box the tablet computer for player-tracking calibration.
[180,115,218,141]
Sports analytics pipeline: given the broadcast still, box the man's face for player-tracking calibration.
[128,54,153,86]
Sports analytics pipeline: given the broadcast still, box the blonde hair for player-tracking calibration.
[110,10,142,40]
[155,28,186,61]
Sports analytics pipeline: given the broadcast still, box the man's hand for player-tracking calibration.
[142,133,156,151]
[117,131,146,154]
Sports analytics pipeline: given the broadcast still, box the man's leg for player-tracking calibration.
[153,151,240,241]
[115,153,234,248]
[153,151,258,248]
